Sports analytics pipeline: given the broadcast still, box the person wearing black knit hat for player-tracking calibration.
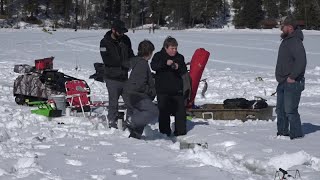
[275,15,307,140]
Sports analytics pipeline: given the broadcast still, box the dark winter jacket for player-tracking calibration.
[151,48,187,95]
[123,57,156,107]
[100,30,134,82]
[275,28,307,83]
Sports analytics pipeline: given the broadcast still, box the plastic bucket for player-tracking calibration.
[50,95,66,115]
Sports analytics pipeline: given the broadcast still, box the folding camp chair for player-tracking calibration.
[65,80,106,117]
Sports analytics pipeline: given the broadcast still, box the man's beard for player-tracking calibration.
[114,33,123,39]
[281,32,289,39]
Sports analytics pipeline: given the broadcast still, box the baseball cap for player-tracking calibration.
[112,19,128,34]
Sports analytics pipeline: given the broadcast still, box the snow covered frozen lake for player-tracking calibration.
[0,28,320,179]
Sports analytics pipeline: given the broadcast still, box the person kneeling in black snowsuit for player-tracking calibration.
[151,36,188,137]
[123,40,159,139]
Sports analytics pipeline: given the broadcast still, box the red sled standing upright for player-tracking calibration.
[187,48,210,108]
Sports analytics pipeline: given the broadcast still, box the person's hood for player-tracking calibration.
[294,28,304,41]
[130,56,144,69]
[285,27,304,41]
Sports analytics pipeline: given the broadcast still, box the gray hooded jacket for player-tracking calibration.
[123,57,156,107]
[275,28,307,83]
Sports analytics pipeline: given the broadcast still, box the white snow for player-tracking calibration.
[14,157,37,169]
[0,168,6,176]
[115,169,133,175]
[268,151,320,171]
[0,128,10,142]
[98,141,112,146]
[0,28,319,179]
[65,159,83,166]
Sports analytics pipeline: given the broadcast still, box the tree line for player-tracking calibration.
[233,0,320,29]
[0,0,319,30]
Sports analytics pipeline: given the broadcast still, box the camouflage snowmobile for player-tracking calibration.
[13,57,81,105]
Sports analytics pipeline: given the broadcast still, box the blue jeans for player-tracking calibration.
[276,78,305,139]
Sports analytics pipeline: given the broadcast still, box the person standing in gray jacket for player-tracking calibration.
[123,40,158,139]
[275,16,307,140]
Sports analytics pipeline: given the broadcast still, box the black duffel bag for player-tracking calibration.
[223,98,251,109]
[40,70,80,93]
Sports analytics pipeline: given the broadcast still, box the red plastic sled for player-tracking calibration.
[188,48,210,107]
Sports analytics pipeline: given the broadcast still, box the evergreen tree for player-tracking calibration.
[242,0,264,28]
[156,0,167,26]
[103,0,120,21]
[44,0,50,17]
[149,0,164,25]
[232,0,245,28]
[279,0,289,17]
[189,0,204,27]
[129,0,140,27]
[165,0,190,29]
[263,0,279,19]
[3,0,320,30]
[233,0,263,29]
[24,0,38,17]
[84,0,105,27]
[114,0,121,19]
[202,0,223,26]
[104,0,112,20]
[1,0,5,15]
[295,0,320,29]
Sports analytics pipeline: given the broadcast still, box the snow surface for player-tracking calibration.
[0,28,320,179]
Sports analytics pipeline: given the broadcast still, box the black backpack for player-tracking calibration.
[40,70,79,93]
[223,98,251,109]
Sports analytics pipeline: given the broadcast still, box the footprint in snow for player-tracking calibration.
[74,145,91,151]
[90,174,106,180]
[226,131,239,135]
[115,169,133,176]
[34,145,51,149]
[262,149,273,153]
[113,153,130,164]
[99,141,113,146]
[115,157,130,163]
[221,141,237,147]
[14,157,36,169]
[0,168,6,176]
[269,135,290,140]
[65,159,83,166]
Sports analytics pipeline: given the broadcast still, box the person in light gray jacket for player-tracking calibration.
[275,16,307,140]
[123,40,158,139]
